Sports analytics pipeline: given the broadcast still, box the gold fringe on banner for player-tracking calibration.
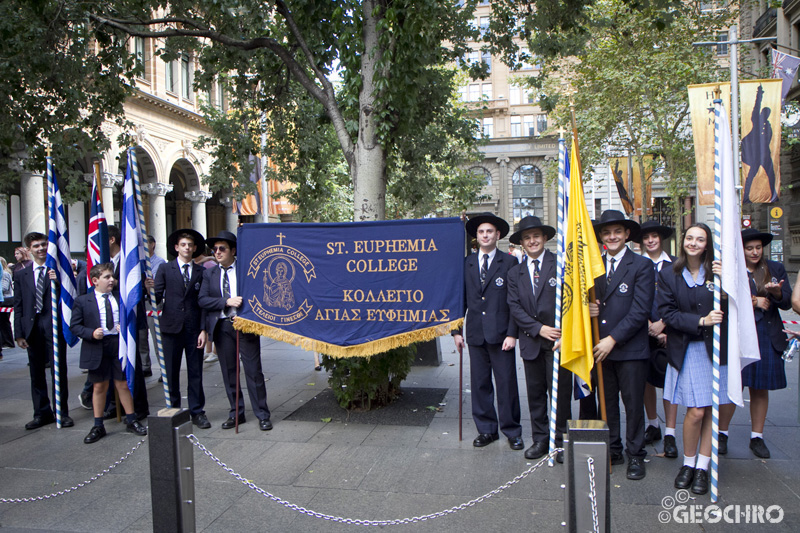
[232,317,464,358]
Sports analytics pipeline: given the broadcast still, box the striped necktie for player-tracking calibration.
[34,266,45,314]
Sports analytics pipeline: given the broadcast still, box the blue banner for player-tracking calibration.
[234,218,465,357]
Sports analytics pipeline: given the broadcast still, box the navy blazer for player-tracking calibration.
[460,250,518,346]
[594,249,655,361]
[154,260,206,334]
[71,290,120,371]
[13,263,57,341]
[750,259,792,353]
[198,265,231,343]
[507,250,556,361]
[657,266,728,371]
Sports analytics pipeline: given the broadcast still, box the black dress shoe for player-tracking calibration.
[691,468,709,495]
[60,416,74,428]
[610,452,625,465]
[25,413,55,430]
[750,437,770,458]
[718,433,728,455]
[84,425,107,444]
[126,420,148,436]
[192,413,211,429]
[79,391,92,410]
[556,451,564,464]
[221,416,246,429]
[508,436,524,450]
[674,465,695,489]
[524,441,549,460]
[627,456,646,480]
[473,433,499,447]
[663,435,678,458]
[644,425,662,445]
[259,418,273,431]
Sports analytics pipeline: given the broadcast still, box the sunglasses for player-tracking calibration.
[212,246,229,252]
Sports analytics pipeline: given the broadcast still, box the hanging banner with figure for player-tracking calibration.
[234,218,465,357]
[740,79,782,204]
[688,82,731,206]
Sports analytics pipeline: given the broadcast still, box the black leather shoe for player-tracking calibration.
[84,425,107,444]
[644,425,662,445]
[610,452,625,465]
[627,456,646,480]
[524,441,548,460]
[691,468,709,495]
[60,416,74,428]
[25,413,55,430]
[126,420,148,436]
[508,436,524,450]
[79,391,92,410]
[674,465,695,489]
[556,451,564,464]
[473,433,499,447]
[663,435,678,458]
[259,418,273,431]
[221,416,246,429]
[192,413,211,429]
[718,433,728,455]
[750,437,770,458]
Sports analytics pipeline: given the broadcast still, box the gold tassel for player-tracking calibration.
[232,317,464,358]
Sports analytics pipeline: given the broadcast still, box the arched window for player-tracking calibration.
[511,164,543,226]
[469,166,492,186]
[512,164,542,184]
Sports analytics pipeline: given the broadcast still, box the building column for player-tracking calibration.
[221,198,239,233]
[20,171,46,237]
[496,156,510,222]
[142,182,173,259]
[101,172,123,224]
[185,191,212,238]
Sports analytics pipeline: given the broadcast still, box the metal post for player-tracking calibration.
[564,419,610,532]
[149,408,195,532]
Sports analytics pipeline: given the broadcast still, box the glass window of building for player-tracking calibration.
[181,54,193,101]
[536,114,548,135]
[459,85,468,102]
[469,84,480,102]
[523,115,535,136]
[165,59,176,93]
[509,86,520,105]
[716,32,728,56]
[510,116,521,137]
[482,83,492,100]
[480,17,490,36]
[134,37,149,81]
[512,164,544,225]
[483,117,494,138]
[469,166,492,187]
[482,51,492,73]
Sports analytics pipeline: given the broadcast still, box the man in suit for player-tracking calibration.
[454,212,523,450]
[154,228,210,429]
[199,231,272,431]
[589,210,655,480]
[13,232,73,429]
[506,216,571,463]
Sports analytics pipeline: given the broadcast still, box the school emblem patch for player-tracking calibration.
[618,282,629,294]
[549,277,557,287]
[495,277,504,287]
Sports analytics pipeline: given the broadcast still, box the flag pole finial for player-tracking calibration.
[46,147,52,158]
[713,86,722,100]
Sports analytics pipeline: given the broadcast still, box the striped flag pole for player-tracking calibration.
[711,98,724,503]
[128,148,172,407]
[45,155,63,428]
[548,135,567,466]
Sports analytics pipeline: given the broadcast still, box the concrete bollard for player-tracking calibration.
[148,408,196,532]
[564,419,610,532]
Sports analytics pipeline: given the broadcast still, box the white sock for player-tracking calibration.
[665,427,676,437]
[719,430,729,436]
[647,418,659,429]
[683,455,696,468]
[751,432,763,439]
[696,454,711,471]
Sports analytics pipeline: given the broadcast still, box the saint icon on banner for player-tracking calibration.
[264,260,296,310]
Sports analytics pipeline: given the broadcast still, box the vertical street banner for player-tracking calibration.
[608,157,634,215]
[688,83,731,206]
[233,154,263,216]
[234,218,465,357]
[740,79,782,204]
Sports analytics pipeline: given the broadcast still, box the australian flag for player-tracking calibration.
[45,158,79,347]
[119,149,145,390]
[771,48,800,103]
[86,178,109,287]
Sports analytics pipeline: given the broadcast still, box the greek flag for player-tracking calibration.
[119,150,145,390]
[45,158,78,347]
[86,178,109,286]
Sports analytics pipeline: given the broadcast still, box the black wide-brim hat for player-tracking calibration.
[741,228,773,246]
[465,212,510,238]
[593,209,641,242]
[509,216,556,244]
[637,220,674,243]
[167,228,205,258]
[206,230,237,250]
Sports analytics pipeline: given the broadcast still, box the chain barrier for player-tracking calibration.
[587,457,600,533]
[188,433,562,526]
[0,438,147,504]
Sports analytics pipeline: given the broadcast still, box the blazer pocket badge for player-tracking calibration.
[495,277,504,287]
[618,282,629,293]
[706,281,714,292]
[548,277,557,287]
[194,282,201,291]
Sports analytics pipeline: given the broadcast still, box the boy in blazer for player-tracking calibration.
[198,231,272,431]
[589,210,655,481]
[13,232,72,429]
[506,216,571,462]
[71,263,148,443]
[454,213,523,450]
[154,228,210,429]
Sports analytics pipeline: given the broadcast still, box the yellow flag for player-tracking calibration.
[561,135,605,388]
